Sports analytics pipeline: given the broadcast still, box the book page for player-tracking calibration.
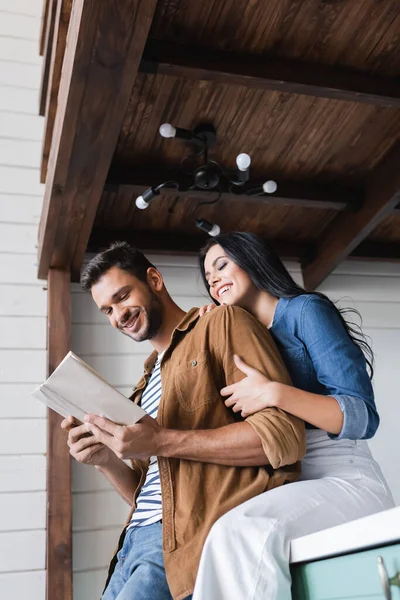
[31,351,146,425]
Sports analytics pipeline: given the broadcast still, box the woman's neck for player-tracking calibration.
[248,291,279,329]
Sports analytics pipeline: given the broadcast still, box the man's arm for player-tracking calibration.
[95,453,140,505]
[158,420,274,466]
[61,417,140,505]
[85,306,306,467]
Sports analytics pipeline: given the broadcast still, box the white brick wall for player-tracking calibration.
[0,1,46,597]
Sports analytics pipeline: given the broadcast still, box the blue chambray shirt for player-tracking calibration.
[269,294,378,440]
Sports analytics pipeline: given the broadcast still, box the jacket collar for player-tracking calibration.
[175,307,200,332]
[143,307,200,374]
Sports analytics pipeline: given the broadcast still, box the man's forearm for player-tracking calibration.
[157,421,268,466]
[96,452,139,505]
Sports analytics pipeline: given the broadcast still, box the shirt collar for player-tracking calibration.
[143,308,200,374]
[175,307,200,332]
[271,297,291,329]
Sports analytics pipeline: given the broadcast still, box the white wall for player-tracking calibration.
[0,1,46,598]
[318,260,400,505]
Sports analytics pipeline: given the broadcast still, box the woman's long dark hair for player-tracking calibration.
[199,232,374,379]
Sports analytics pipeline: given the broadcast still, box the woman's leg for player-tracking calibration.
[192,474,393,600]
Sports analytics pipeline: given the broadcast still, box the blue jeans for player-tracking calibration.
[102,521,192,600]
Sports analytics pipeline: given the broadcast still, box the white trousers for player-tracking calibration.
[192,430,394,600]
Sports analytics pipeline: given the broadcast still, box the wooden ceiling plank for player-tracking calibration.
[351,241,400,262]
[87,229,313,262]
[37,0,158,280]
[88,229,400,264]
[302,141,400,290]
[41,0,73,184]
[105,169,362,211]
[39,0,58,116]
[140,39,400,108]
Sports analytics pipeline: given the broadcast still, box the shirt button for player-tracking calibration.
[192,360,197,367]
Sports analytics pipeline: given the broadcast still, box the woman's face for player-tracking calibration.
[203,244,258,308]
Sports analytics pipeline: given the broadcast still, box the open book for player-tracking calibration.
[31,351,146,425]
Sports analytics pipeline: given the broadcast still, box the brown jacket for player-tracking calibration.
[106,306,306,600]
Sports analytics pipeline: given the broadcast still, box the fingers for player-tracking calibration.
[85,415,120,436]
[84,423,116,450]
[199,305,208,317]
[224,396,236,407]
[233,354,257,375]
[68,431,99,454]
[224,396,245,415]
[220,384,235,396]
[68,423,91,444]
[199,303,217,317]
[61,415,75,431]
[71,443,104,465]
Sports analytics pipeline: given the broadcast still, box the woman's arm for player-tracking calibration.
[222,296,378,440]
[221,355,344,435]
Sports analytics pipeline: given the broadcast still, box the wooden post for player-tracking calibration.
[47,268,72,600]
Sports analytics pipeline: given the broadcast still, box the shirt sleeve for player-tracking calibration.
[214,306,306,469]
[299,295,379,440]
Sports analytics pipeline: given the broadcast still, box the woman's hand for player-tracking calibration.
[199,303,217,317]
[221,355,282,417]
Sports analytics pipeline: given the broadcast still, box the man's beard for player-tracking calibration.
[120,291,163,342]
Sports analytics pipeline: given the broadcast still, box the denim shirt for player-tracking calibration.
[269,294,379,440]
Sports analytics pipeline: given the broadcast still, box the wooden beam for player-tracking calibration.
[39,0,58,116]
[41,0,73,184]
[105,169,362,212]
[303,141,400,290]
[87,229,400,266]
[140,40,400,108]
[40,0,52,56]
[47,268,72,600]
[351,241,400,262]
[38,0,158,280]
[87,229,314,262]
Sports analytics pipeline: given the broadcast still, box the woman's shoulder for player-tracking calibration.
[284,293,328,314]
[281,294,336,329]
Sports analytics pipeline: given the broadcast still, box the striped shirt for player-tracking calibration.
[128,355,163,529]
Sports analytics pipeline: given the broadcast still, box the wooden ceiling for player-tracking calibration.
[38,0,400,288]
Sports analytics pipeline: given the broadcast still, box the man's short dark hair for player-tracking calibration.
[80,241,156,292]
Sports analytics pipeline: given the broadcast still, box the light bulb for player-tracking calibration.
[195,218,221,237]
[236,153,251,171]
[209,224,221,237]
[262,180,277,194]
[135,195,149,209]
[159,123,177,138]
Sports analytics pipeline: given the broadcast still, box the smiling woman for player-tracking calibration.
[194,231,394,600]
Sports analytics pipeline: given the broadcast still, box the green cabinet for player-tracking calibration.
[291,542,400,600]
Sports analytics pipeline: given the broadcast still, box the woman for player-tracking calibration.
[193,232,394,600]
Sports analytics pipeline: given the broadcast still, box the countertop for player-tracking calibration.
[290,505,400,564]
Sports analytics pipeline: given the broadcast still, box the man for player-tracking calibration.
[63,242,305,600]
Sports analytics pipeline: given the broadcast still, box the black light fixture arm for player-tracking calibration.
[134,122,278,236]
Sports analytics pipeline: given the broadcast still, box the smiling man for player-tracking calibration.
[63,241,305,600]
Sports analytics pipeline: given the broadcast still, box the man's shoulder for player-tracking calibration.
[201,305,264,329]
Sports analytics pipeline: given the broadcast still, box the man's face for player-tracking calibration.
[91,266,164,342]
